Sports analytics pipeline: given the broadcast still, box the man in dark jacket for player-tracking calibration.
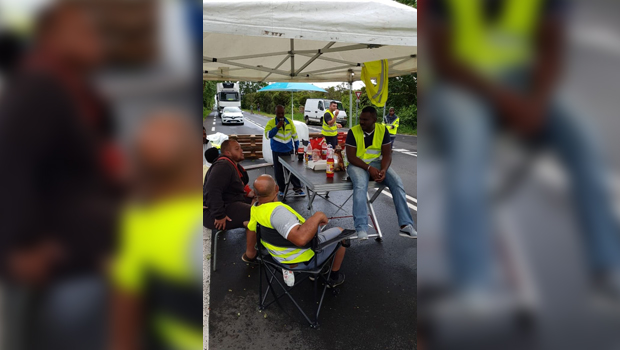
[203,139,257,262]
[0,3,122,349]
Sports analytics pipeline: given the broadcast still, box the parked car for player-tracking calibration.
[221,107,244,125]
[303,99,347,126]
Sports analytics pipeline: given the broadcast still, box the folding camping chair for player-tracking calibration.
[256,225,356,328]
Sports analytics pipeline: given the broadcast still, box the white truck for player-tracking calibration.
[303,99,348,126]
[216,82,241,118]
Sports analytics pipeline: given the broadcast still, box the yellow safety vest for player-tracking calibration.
[322,110,338,137]
[383,116,399,135]
[351,124,386,164]
[361,59,389,107]
[112,193,203,350]
[247,201,315,264]
[264,117,299,146]
[447,0,542,78]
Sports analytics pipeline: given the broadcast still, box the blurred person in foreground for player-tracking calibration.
[426,0,620,312]
[110,113,202,350]
[203,139,258,263]
[345,106,417,240]
[0,2,123,349]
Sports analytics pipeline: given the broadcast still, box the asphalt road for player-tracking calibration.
[204,110,417,349]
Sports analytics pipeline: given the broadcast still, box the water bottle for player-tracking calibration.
[306,144,312,163]
[283,269,295,287]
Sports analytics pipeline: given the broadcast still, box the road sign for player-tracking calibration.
[355,91,362,100]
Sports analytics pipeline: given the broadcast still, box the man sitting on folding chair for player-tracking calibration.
[248,174,347,287]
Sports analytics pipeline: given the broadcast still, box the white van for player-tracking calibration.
[304,99,348,126]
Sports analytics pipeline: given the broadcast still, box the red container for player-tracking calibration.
[337,131,346,147]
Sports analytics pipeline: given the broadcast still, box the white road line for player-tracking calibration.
[404,152,417,157]
[407,195,417,203]
[211,127,215,131]
[380,189,417,211]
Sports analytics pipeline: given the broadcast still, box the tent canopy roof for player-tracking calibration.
[203,0,416,82]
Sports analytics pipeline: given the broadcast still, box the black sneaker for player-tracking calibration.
[327,273,345,288]
[308,269,330,282]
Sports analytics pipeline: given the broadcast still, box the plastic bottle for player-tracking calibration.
[283,269,295,287]
[343,148,349,176]
[321,141,328,160]
[326,146,334,178]
[313,148,321,164]
[306,143,312,163]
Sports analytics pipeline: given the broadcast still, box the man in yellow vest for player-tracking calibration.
[428,0,620,297]
[345,106,416,240]
[247,174,347,286]
[382,107,399,150]
[110,114,203,350]
[322,101,343,149]
[265,105,305,198]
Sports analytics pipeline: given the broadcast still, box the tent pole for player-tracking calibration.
[291,91,294,120]
[349,81,353,128]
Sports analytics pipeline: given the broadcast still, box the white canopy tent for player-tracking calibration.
[202,0,417,83]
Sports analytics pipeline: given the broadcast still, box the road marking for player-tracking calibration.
[379,188,417,211]
[391,148,417,157]
[211,127,215,131]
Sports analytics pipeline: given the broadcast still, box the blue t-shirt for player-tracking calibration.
[345,126,391,149]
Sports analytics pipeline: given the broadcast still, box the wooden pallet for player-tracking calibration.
[228,134,263,160]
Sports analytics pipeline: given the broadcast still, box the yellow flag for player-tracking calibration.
[361,59,389,107]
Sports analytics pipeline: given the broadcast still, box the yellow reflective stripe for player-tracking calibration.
[154,314,202,350]
[261,240,315,264]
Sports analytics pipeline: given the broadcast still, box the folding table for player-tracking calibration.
[279,157,386,241]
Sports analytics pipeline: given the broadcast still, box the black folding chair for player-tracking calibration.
[256,225,356,328]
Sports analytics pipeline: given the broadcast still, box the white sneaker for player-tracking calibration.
[356,230,368,240]
[399,224,417,239]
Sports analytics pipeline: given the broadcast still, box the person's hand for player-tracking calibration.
[495,91,546,136]
[336,123,342,128]
[368,166,381,181]
[7,240,64,286]
[214,216,232,230]
[315,212,329,226]
[247,190,255,198]
[277,119,285,129]
[376,169,387,183]
[334,110,339,117]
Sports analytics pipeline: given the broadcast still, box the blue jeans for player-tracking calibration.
[431,82,620,288]
[272,151,302,192]
[347,159,414,233]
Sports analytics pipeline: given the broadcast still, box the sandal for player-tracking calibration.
[242,253,259,265]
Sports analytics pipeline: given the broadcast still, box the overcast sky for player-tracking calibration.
[313,81,366,91]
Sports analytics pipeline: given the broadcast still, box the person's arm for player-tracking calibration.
[376,130,393,182]
[346,144,381,180]
[344,132,368,170]
[204,162,232,219]
[0,75,63,279]
[110,289,142,350]
[290,120,300,150]
[287,212,329,247]
[265,119,279,139]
